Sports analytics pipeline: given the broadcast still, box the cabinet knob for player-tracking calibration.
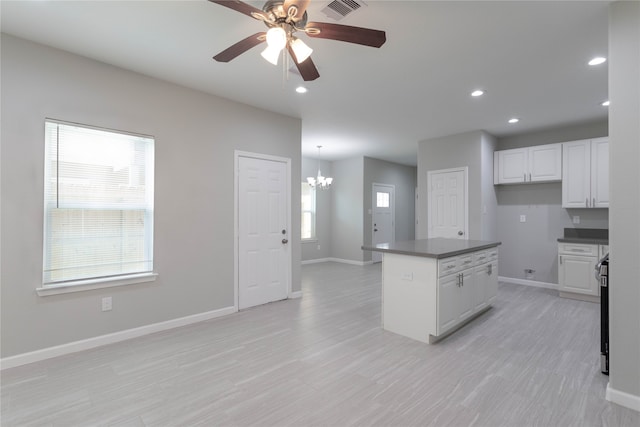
[458,231,464,236]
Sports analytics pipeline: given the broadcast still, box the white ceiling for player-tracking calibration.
[1,0,610,165]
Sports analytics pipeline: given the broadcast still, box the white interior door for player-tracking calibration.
[237,154,289,309]
[372,183,395,263]
[427,168,467,239]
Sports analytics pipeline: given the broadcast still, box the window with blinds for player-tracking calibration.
[43,120,155,285]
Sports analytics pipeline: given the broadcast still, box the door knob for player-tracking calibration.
[374,228,378,232]
[282,239,289,244]
[458,231,464,236]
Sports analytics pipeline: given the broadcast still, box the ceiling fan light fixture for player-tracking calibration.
[265,26,287,50]
[290,37,313,63]
[261,45,281,65]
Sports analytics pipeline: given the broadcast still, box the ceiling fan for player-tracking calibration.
[209,0,386,81]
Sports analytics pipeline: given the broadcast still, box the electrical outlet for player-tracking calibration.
[101,296,112,312]
[401,272,413,281]
[573,215,580,224]
[317,244,321,250]
[520,215,526,223]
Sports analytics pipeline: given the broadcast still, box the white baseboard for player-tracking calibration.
[288,290,303,299]
[607,382,640,412]
[301,257,374,266]
[499,276,559,290]
[301,257,331,265]
[0,305,237,370]
[328,258,374,266]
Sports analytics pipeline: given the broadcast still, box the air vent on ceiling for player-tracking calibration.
[321,0,366,21]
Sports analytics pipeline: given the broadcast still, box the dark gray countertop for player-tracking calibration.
[557,228,608,245]
[362,238,501,259]
[557,237,609,245]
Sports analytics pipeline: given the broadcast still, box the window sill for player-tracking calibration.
[36,273,158,297]
[302,239,318,243]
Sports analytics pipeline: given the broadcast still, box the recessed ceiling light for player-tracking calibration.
[601,100,610,107]
[588,57,607,66]
[471,90,484,97]
[295,86,308,94]
[508,118,520,124]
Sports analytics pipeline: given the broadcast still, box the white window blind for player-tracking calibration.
[43,120,155,285]
[301,182,316,240]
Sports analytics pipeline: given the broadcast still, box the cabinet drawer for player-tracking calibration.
[487,248,498,261]
[558,243,598,256]
[459,255,474,270]
[438,257,458,276]
[473,251,488,265]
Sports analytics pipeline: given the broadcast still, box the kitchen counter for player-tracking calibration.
[362,238,501,259]
[557,228,608,245]
[362,238,500,344]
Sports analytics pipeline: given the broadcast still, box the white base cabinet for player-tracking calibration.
[382,247,498,343]
[558,243,600,297]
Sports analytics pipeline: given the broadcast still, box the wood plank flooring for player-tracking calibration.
[2,262,639,426]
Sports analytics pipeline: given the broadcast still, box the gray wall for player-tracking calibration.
[301,157,332,261]
[362,157,417,261]
[495,121,609,283]
[417,130,497,241]
[330,157,364,262]
[0,35,302,358]
[608,0,640,404]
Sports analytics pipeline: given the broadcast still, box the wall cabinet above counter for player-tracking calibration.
[493,137,609,209]
[562,138,609,208]
[493,143,562,184]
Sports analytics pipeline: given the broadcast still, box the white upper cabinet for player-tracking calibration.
[591,138,610,208]
[494,143,562,184]
[562,138,609,208]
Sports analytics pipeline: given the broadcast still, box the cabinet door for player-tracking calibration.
[497,148,527,184]
[529,144,562,182]
[558,254,599,296]
[487,261,498,303]
[473,265,488,312]
[562,140,591,208]
[459,269,475,321]
[591,138,609,208]
[438,274,460,335]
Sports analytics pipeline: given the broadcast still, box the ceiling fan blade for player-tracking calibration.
[305,22,386,48]
[287,45,320,81]
[283,0,311,22]
[208,0,268,20]
[213,32,266,62]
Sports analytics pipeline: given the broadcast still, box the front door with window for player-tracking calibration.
[237,154,290,309]
[372,183,395,263]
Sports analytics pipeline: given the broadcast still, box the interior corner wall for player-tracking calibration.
[417,130,487,240]
[608,0,640,407]
[480,133,498,241]
[495,121,609,284]
[0,34,302,358]
[330,157,364,263]
[301,157,332,261]
[362,157,417,262]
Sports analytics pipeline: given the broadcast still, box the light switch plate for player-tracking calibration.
[573,216,580,224]
[520,215,526,223]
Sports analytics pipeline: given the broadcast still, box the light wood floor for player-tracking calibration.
[2,262,639,426]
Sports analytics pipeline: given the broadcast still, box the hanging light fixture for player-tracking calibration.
[307,145,333,189]
[261,26,288,65]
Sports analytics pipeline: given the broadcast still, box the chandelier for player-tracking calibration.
[307,145,333,189]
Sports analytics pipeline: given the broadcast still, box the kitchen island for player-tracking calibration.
[362,238,501,344]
